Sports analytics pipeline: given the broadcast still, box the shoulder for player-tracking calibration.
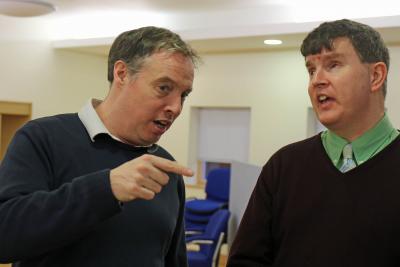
[29,113,80,129]
[257,134,323,192]
[260,134,322,174]
[21,113,82,135]
[152,145,175,161]
[15,113,86,148]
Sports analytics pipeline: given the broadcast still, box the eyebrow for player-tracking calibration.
[153,76,193,92]
[323,52,345,61]
[154,76,175,84]
[305,52,345,68]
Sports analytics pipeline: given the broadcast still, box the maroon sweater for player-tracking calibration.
[228,134,400,267]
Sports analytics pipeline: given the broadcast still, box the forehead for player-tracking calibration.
[143,51,193,75]
[140,51,194,87]
[147,51,193,68]
[305,38,358,65]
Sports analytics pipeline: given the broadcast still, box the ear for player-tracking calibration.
[369,62,387,93]
[113,60,129,86]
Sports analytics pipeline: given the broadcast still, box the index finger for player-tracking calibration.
[149,156,194,177]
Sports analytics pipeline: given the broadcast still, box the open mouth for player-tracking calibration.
[318,95,331,104]
[153,120,170,130]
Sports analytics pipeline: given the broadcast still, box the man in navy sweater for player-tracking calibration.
[0,26,199,266]
[228,19,400,266]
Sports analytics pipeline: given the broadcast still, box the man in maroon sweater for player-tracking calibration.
[228,19,400,267]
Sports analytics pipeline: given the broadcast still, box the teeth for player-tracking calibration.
[154,120,168,129]
[318,95,327,101]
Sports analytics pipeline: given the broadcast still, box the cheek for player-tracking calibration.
[307,85,314,100]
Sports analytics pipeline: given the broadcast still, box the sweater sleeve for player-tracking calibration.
[165,175,188,267]
[0,122,121,262]
[227,163,275,267]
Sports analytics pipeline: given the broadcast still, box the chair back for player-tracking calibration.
[199,209,230,258]
[205,168,230,202]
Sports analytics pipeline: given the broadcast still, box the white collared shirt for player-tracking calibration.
[78,98,153,149]
[78,98,122,142]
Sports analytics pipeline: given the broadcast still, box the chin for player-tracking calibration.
[128,137,157,147]
[316,112,340,127]
[144,136,161,146]
[319,118,340,132]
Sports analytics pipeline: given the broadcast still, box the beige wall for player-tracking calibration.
[161,46,400,166]
[385,46,400,127]
[159,50,311,166]
[1,28,400,167]
[0,41,108,119]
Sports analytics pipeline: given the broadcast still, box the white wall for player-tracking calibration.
[2,15,400,167]
[0,42,109,119]
[386,46,400,127]
[0,17,108,119]
[160,50,311,166]
[161,46,400,167]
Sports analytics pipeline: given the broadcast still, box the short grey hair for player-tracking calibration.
[108,26,200,83]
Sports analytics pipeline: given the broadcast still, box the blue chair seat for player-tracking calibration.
[185,211,212,223]
[186,199,227,214]
[185,220,207,233]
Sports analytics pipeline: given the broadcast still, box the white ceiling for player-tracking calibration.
[3,0,400,54]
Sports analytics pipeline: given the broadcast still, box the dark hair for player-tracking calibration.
[301,19,390,97]
[107,26,200,83]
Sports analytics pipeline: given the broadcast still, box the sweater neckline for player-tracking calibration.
[317,131,400,176]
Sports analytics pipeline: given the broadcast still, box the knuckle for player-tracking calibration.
[133,174,145,183]
[136,164,149,175]
[141,154,153,162]
[130,184,141,194]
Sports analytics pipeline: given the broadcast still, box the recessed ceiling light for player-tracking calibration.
[0,0,56,17]
[264,39,283,45]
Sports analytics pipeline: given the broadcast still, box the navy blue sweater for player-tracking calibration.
[0,114,187,267]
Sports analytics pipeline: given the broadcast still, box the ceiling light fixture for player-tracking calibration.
[264,39,283,45]
[0,0,56,17]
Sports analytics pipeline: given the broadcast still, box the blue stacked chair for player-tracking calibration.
[185,168,230,232]
[186,209,230,267]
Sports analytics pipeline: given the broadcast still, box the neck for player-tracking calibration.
[332,111,385,142]
[96,91,124,140]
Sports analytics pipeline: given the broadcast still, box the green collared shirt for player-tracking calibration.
[321,114,399,170]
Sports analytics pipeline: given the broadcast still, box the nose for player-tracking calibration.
[166,95,182,118]
[311,68,328,89]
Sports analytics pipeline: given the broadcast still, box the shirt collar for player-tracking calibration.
[78,98,121,142]
[351,113,397,164]
[322,128,347,167]
[322,113,398,166]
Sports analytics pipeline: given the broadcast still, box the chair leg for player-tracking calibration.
[211,233,225,267]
